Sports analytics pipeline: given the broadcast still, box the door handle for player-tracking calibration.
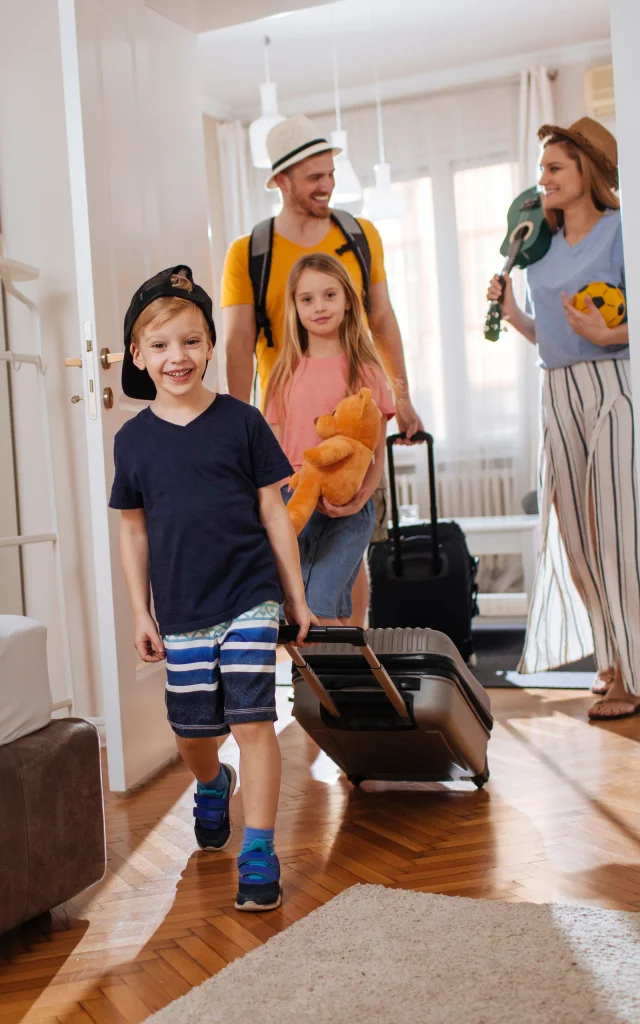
[100,348,124,370]
[65,351,124,369]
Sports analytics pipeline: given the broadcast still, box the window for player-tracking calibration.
[367,177,445,441]
[454,161,520,447]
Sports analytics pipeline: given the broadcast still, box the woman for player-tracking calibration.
[487,117,639,720]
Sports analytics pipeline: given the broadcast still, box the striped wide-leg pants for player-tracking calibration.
[519,359,640,695]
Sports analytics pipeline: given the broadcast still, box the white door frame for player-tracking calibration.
[611,0,640,497]
[58,0,126,790]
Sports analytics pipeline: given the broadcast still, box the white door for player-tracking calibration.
[58,0,213,791]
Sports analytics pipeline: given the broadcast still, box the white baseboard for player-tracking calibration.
[476,592,529,619]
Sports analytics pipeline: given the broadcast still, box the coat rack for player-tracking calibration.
[0,234,75,715]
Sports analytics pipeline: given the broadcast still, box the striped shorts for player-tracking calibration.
[163,601,280,738]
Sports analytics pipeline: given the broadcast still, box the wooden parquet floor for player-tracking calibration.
[3,682,640,1022]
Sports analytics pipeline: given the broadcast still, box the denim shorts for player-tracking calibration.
[284,487,376,619]
[162,600,279,738]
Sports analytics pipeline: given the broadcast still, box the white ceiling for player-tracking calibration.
[146,0,333,33]
[196,0,611,120]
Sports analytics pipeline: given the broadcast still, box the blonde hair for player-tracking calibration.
[264,253,387,419]
[131,273,211,347]
[542,136,620,233]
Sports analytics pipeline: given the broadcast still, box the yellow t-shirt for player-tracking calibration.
[220,218,386,395]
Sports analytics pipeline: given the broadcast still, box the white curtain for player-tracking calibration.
[213,120,273,392]
[515,68,556,501]
[215,120,255,246]
[518,67,555,190]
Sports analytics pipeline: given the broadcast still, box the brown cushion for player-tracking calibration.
[0,718,106,934]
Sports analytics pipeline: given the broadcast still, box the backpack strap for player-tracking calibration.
[330,210,372,316]
[248,211,372,348]
[249,217,275,348]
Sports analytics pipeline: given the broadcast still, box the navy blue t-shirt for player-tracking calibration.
[109,394,293,635]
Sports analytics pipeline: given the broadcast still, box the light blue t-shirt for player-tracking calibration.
[525,210,629,369]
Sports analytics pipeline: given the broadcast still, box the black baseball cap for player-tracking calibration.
[122,265,216,400]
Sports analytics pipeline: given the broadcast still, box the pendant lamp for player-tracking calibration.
[364,161,405,222]
[330,45,362,204]
[249,37,285,170]
[362,35,404,222]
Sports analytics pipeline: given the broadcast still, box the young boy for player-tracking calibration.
[109,265,316,912]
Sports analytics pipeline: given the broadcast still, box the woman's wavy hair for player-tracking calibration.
[263,253,387,419]
[542,136,619,233]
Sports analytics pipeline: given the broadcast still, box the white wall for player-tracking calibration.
[311,80,521,187]
[552,54,615,133]
[0,0,102,718]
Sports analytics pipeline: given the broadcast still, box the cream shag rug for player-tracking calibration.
[147,885,640,1024]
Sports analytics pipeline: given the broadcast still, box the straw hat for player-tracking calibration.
[265,114,342,190]
[537,116,618,189]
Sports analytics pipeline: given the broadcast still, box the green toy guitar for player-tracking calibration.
[484,185,553,341]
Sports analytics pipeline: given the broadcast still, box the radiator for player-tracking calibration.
[394,458,518,519]
[392,458,523,593]
[435,459,518,519]
[394,470,418,510]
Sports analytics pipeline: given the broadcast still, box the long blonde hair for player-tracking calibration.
[264,253,387,419]
[542,136,620,233]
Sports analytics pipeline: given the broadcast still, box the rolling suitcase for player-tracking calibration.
[368,432,479,663]
[279,625,492,788]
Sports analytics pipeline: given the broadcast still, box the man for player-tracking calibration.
[221,113,422,623]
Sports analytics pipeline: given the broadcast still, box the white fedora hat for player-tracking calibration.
[265,114,342,189]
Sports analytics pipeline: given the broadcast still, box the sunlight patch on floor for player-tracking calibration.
[309,747,341,784]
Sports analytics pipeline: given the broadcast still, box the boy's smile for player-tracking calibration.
[164,366,195,384]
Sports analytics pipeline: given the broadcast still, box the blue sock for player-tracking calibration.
[240,827,276,883]
[197,765,228,797]
[241,826,275,854]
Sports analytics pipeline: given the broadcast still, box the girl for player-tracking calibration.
[265,253,395,625]
[487,117,639,720]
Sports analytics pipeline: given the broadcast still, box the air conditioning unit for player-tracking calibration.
[584,63,615,119]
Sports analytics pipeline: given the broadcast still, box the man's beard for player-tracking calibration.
[292,189,332,219]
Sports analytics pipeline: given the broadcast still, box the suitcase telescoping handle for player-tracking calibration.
[278,625,410,720]
[386,431,441,577]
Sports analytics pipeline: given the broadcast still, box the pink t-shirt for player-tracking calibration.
[264,353,396,472]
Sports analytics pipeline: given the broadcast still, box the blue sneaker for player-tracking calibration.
[193,763,237,852]
[235,844,282,912]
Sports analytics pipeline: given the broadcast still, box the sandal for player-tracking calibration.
[588,698,640,721]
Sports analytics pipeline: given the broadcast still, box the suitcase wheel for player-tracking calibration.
[472,758,490,790]
[347,774,365,787]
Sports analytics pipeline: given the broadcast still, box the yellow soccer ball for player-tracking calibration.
[573,281,626,328]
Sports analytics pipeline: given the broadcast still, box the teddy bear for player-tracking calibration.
[286,387,382,536]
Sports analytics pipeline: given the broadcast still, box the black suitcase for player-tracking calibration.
[368,432,479,662]
[279,624,492,787]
